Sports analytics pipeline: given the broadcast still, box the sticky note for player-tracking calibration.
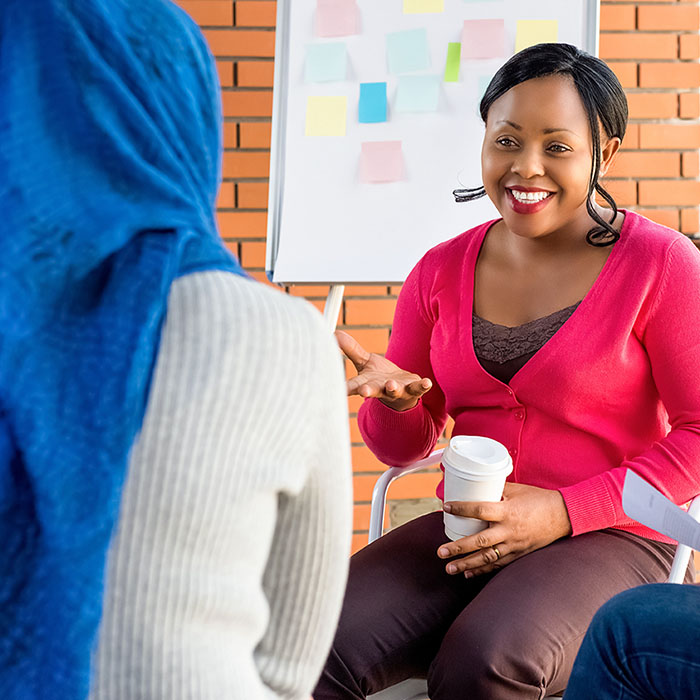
[305,96,347,136]
[305,43,347,82]
[403,0,444,13]
[396,75,440,113]
[444,42,461,82]
[515,20,559,53]
[315,0,359,38]
[360,141,404,183]
[359,82,387,123]
[478,74,494,99]
[461,19,505,59]
[386,28,430,74]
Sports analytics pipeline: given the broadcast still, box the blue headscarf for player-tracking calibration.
[0,0,244,696]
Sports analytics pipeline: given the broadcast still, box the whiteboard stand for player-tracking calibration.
[323,285,345,330]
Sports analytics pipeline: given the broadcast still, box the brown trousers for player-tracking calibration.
[314,511,687,700]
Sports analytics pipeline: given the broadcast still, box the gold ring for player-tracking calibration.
[492,546,501,560]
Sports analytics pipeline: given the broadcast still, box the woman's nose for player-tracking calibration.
[510,147,545,179]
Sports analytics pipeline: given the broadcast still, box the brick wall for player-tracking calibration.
[177,0,700,554]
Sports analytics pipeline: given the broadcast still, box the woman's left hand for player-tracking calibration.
[437,482,573,577]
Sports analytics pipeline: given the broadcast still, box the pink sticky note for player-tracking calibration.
[316,0,359,38]
[461,19,505,59]
[360,141,404,183]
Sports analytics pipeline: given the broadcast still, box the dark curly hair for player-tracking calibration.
[454,43,628,247]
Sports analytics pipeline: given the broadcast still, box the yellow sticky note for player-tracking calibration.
[305,96,347,136]
[403,0,444,13]
[515,19,558,53]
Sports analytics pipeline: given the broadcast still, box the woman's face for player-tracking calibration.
[481,74,620,242]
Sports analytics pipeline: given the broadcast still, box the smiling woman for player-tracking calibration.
[316,43,700,700]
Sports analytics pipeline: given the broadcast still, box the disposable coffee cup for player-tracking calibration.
[442,435,513,541]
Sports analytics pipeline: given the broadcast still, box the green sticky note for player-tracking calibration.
[305,96,347,136]
[444,42,461,82]
[403,0,444,13]
[515,19,559,53]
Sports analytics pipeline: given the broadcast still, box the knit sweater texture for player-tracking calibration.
[359,211,700,540]
[90,271,352,700]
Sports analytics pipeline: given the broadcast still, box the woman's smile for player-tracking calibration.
[506,186,556,214]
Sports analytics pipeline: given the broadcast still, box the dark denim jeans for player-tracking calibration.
[566,583,700,700]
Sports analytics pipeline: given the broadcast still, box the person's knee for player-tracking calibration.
[427,630,548,700]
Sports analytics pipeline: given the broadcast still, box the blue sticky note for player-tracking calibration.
[359,82,387,123]
[305,42,347,83]
[386,28,430,74]
[396,75,440,112]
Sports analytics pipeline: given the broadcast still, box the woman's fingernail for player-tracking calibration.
[464,571,473,579]
[443,503,452,513]
[447,564,457,574]
[439,547,450,557]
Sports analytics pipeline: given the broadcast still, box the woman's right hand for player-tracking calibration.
[335,330,432,412]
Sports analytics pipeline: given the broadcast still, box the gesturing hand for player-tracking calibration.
[436,482,573,577]
[335,330,432,412]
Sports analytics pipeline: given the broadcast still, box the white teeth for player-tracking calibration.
[510,189,551,203]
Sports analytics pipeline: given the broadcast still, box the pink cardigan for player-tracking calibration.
[358,211,700,541]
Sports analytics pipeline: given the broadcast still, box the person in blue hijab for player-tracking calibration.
[0,0,244,696]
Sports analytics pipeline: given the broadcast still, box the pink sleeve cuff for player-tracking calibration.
[558,477,619,536]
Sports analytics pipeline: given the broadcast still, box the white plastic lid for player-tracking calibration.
[442,435,513,479]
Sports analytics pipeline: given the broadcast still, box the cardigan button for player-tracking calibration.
[510,448,518,456]
[514,410,525,420]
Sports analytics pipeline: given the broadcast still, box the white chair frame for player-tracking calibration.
[366,450,700,700]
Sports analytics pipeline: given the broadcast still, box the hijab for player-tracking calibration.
[0,1,244,695]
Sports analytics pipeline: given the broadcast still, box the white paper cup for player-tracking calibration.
[442,436,513,541]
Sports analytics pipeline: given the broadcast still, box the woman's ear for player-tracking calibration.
[599,136,622,179]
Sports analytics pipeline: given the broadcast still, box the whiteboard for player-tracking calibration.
[267,0,599,283]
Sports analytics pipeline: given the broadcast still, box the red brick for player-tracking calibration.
[680,34,700,61]
[638,180,700,206]
[218,210,268,237]
[352,471,442,502]
[640,123,700,149]
[247,269,281,289]
[237,60,275,87]
[600,5,636,31]
[626,92,678,120]
[178,1,233,26]
[216,60,234,87]
[235,1,277,27]
[682,151,700,178]
[216,181,236,209]
[344,286,391,296]
[680,92,700,120]
[351,533,367,554]
[239,240,267,268]
[633,208,680,230]
[203,29,275,57]
[681,208,700,234]
[621,124,639,151]
[639,62,700,89]
[351,445,390,472]
[608,151,680,179]
[599,180,637,207]
[600,33,677,60]
[222,90,273,117]
[344,298,398,326]
[286,284,331,298]
[606,61,638,88]
[238,182,270,208]
[637,5,700,32]
[389,285,403,296]
[353,504,390,531]
[222,151,270,178]
[337,327,390,355]
[223,122,238,148]
[239,121,272,148]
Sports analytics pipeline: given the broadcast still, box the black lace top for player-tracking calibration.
[472,302,580,384]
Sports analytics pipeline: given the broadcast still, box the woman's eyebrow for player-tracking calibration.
[495,120,578,136]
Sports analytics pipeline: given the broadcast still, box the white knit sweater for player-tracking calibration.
[89,271,352,700]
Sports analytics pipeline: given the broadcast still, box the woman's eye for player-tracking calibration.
[496,137,516,147]
[548,144,570,153]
